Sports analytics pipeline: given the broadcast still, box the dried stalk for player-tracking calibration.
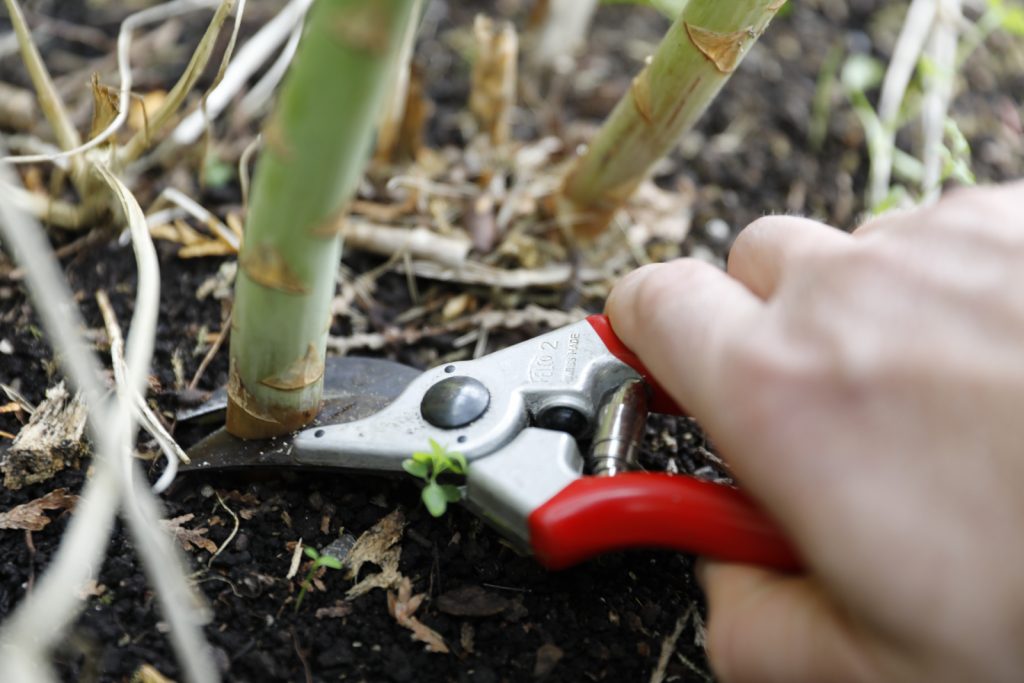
[529,0,598,70]
[469,15,518,147]
[0,159,217,683]
[171,0,312,146]
[2,0,85,183]
[119,0,237,164]
[341,218,470,266]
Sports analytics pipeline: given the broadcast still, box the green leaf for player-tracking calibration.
[422,483,448,517]
[429,438,448,460]
[448,451,468,474]
[203,154,235,189]
[441,485,462,503]
[841,54,884,94]
[403,459,430,479]
[998,3,1024,35]
[411,451,433,464]
[303,546,319,560]
[318,555,343,570]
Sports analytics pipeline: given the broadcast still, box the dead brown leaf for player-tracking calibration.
[0,488,78,531]
[345,508,406,598]
[436,585,510,617]
[162,513,218,554]
[533,643,564,677]
[387,576,449,654]
[128,90,167,133]
[88,73,119,141]
[0,402,24,414]
[315,601,353,620]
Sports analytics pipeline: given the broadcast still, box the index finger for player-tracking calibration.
[605,259,762,424]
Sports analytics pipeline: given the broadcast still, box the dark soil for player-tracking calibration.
[1,1,1022,681]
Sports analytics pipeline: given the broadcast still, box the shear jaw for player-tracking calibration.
[290,319,640,473]
[463,428,583,549]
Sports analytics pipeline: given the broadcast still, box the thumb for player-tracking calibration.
[698,561,878,683]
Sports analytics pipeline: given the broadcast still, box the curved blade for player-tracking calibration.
[183,356,420,471]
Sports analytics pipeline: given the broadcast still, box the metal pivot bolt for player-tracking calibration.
[536,405,590,438]
[588,378,649,476]
[421,376,491,428]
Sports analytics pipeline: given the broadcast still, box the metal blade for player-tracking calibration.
[182,356,420,471]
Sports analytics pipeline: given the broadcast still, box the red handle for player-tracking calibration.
[587,314,683,415]
[528,473,801,571]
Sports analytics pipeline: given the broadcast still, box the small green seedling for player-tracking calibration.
[402,439,468,517]
[295,545,342,613]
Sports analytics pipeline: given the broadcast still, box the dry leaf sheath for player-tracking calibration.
[558,0,786,238]
[227,0,419,438]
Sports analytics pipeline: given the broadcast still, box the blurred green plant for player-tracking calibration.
[557,0,786,238]
[834,0,1019,212]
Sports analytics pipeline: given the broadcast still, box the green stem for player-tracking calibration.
[558,0,785,238]
[227,0,417,439]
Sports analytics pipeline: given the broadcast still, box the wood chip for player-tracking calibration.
[131,664,174,683]
[1,383,88,490]
[286,538,304,580]
[0,488,78,531]
[387,576,448,654]
[77,579,107,600]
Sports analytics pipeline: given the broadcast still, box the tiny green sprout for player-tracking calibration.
[402,438,468,517]
[294,545,343,613]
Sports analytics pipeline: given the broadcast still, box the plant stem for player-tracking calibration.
[3,0,86,187]
[557,0,785,238]
[530,0,598,70]
[227,0,418,439]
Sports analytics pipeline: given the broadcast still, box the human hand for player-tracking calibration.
[605,181,1024,683]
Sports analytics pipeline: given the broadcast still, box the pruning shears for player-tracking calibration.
[182,314,800,571]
